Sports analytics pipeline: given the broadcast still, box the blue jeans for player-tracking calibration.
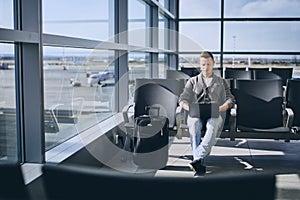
[187,115,223,161]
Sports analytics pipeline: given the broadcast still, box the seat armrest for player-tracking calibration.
[230,104,237,117]
[124,122,134,129]
[228,104,237,141]
[285,107,294,128]
[122,104,134,124]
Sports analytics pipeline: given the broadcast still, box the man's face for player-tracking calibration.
[200,57,214,77]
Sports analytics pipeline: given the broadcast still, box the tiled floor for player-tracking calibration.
[156,137,300,200]
[163,137,300,174]
[26,135,300,199]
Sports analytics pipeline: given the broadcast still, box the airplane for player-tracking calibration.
[87,70,115,87]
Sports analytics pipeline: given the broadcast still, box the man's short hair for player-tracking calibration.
[200,51,214,62]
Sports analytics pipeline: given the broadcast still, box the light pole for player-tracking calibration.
[232,35,236,67]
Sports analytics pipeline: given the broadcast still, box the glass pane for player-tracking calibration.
[43,0,113,41]
[159,14,169,50]
[224,22,300,52]
[0,0,14,29]
[179,0,221,18]
[128,0,150,47]
[44,46,115,150]
[225,0,300,18]
[158,53,168,78]
[0,43,18,162]
[223,54,300,71]
[179,54,221,69]
[179,22,220,52]
[128,52,150,103]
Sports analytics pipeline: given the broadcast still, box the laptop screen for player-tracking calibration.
[188,102,219,119]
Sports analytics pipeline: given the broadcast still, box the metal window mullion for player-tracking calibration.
[19,0,44,163]
[150,4,159,78]
[115,0,128,112]
[220,0,224,76]
[144,0,175,20]
[13,0,23,163]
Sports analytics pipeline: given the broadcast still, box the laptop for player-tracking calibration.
[188,102,219,119]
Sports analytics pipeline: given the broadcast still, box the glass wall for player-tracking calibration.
[178,0,300,75]
[0,0,178,163]
[224,22,300,52]
[159,14,168,50]
[0,43,18,161]
[43,0,113,41]
[158,13,169,78]
[179,53,221,69]
[179,0,221,18]
[158,53,168,78]
[224,0,300,18]
[179,22,220,52]
[128,0,150,47]
[128,52,150,103]
[42,0,118,150]
[223,54,300,70]
[43,47,115,150]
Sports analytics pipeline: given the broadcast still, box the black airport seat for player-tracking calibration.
[42,164,276,200]
[0,163,30,200]
[230,79,295,141]
[286,78,300,133]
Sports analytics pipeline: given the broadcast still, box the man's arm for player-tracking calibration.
[220,79,235,111]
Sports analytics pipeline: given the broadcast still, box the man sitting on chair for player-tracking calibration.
[178,51,235,176]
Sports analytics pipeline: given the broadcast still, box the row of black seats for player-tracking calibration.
[166,70,300,141]
[120,75,299,170]
[223,68,299,141]
[0,163,276,200]
[223,78,300,142]
[180,66,293,86]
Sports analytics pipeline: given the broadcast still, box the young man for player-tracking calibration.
[179,51,235,176]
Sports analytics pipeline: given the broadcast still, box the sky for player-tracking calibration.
[179,0,300,18]
[179,0,300,52]
[1,0,300,56]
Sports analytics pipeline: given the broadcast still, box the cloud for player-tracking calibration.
[179,0,220,17]
[240,0,300,17]
[180,0,300,18]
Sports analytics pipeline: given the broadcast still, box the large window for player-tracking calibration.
[223,54,300,70]
[178,0,300,77]
[128,0,150,47]
[43,0,113,41]
[224,22,300,52]
[179,54,221,69]
[0,43,18,162]
[1,0,178,164]
[42,0,118,150]
[224,0,300,18]
[43,47,115,150]
[159,14,169,50]
[179,0,221,18]
[128,52,150,103]
[158,53,168,78]
[179,22,220,52]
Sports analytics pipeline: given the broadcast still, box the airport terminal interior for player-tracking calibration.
[1,0,300,199]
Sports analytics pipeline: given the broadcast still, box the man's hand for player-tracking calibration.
[180,101,190,111]
[219,103,229,112]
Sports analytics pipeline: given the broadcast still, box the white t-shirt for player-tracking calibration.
[203,77,213,87]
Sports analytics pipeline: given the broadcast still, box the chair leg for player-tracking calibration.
[121,133,132,162]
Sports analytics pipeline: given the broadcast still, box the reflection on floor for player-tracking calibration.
[162,137,300,200]
[107,136,300,199]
